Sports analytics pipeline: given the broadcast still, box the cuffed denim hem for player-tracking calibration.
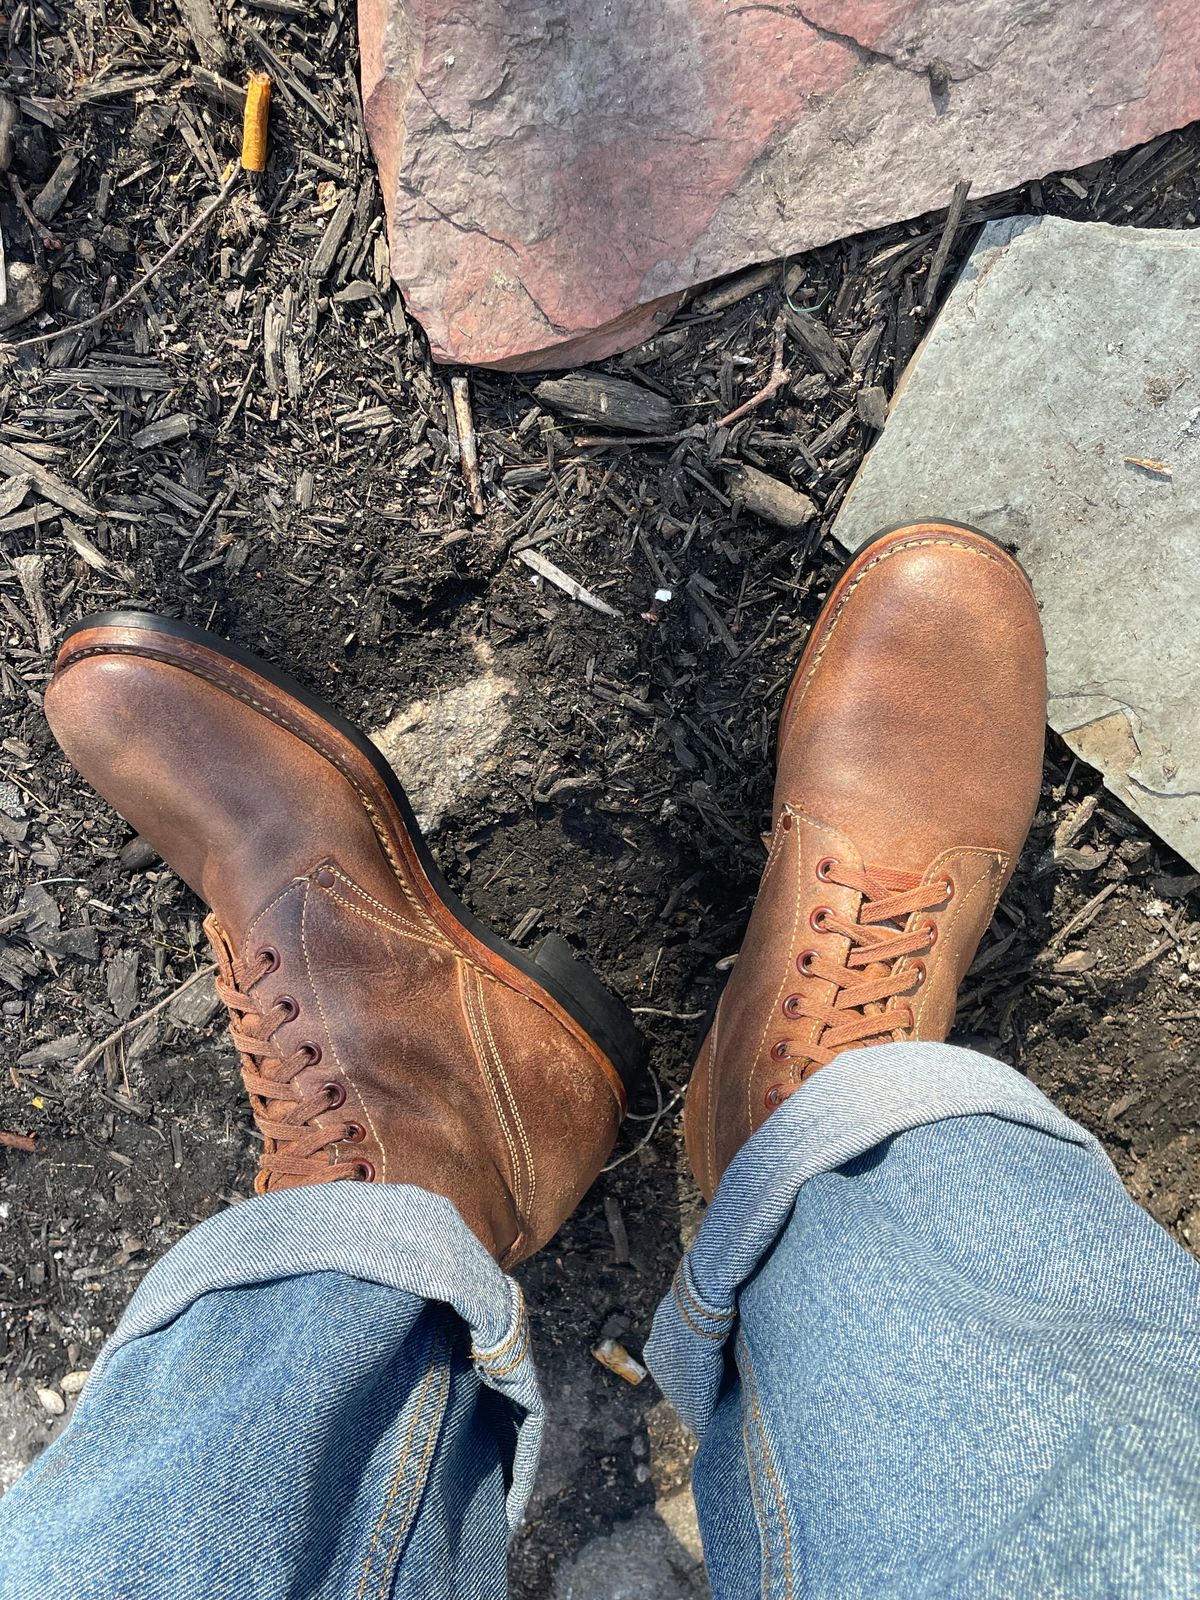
[646,1042,1112,1435]
[85,1183,540,1533]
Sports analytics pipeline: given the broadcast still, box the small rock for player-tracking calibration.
[119,835,161,873]
[34,1388,65,1417]
[372,666,518,833]
[59,1371,90,1396]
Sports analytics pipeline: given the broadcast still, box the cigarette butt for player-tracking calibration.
[241,72,272,173]
[592,1339,647,1386]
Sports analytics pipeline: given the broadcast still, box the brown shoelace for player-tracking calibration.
[215,945,372,1190]
[765,857,953,1108]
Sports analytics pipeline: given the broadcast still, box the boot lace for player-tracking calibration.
[215,944,373,1191]
[765,857,954,1109]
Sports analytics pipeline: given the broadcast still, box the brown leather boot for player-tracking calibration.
[45,614,643,1266]
[685,522,1046,1200]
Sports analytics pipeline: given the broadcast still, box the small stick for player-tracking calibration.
[450,374,485,516]
[2,166,242,352]
[75,962,218,1075]
[0,1131,37,1153]
[603,1195,630,1265]
[921,177,970,316]
[716,315,790,428]
[7,171,61,250]
[516,546,620,618]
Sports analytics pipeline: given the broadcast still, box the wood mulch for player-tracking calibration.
[1,1,1199,1585]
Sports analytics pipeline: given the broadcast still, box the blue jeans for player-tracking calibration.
[3,1044,1199,1597]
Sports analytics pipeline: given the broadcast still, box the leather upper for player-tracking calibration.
[685,526,1047,1199]
[45,631,623,1266]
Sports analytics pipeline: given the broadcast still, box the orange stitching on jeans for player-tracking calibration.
[738,1333,794,1600]
[470,1286,527,1365]
[477,1321,531,1378]
[377,1358,452,1600]
[675,1265,733,1325]
[672,1270,728,1341]
[356,1354,441,1598]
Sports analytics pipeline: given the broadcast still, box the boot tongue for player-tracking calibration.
[204,914,236,982]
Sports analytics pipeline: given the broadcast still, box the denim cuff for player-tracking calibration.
[89,1182,541,1532]
[645,1042,1111,1435]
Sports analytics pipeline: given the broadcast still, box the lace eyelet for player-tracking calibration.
[941,876,955,902]
[353,1159,376,1182]
[911,961,926,991]
[298,1042,322,1067]
[796,949,818,975]
[782,993,803,1019]
[770,1040,789,1061]
[764,1084,787,1109]
[257,946,280,975]
[921,919,938,948]
[274,995,299,1024]
[810,906,833,933]
[815,856,838,883]
[780,812,793,832]
[342,1122,366,1144]
[323,1081,346,1110]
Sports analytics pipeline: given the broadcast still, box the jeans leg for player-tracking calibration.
[0,1185,540,1600]
[646,1042,1200,1599]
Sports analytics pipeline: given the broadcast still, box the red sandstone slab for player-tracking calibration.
[358,0,1200,369]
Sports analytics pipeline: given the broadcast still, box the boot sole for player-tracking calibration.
[57,611,646,1107]
[780,519,1034,739]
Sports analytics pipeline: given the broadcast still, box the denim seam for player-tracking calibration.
[478,1322,531,1379]
[376,1355,453,1600]
[737,1331,795,1600]
[356,1350,443,1599]
[672,1272,729,1341]
[676,1263,734,1325]
[471,1285,526,1363]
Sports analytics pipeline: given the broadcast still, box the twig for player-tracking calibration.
[7,170,61,250]
[75,962,218,1075]
[516,546,620,618]
[921,177,970,316]
[0,1130,37,1153]
[2,166,242,352]
[716,314,790,428]
[630,1004,706,1020]
[450,374,485,516]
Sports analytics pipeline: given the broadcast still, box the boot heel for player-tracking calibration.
[533,933,645,1100]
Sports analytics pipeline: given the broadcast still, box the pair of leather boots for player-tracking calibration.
[45,523,1045,1268]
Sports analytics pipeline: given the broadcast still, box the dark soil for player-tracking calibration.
[1,1,1199,1588]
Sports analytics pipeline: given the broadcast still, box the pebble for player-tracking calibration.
[35,1387,65,1416]
[60,1370,90,1396]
